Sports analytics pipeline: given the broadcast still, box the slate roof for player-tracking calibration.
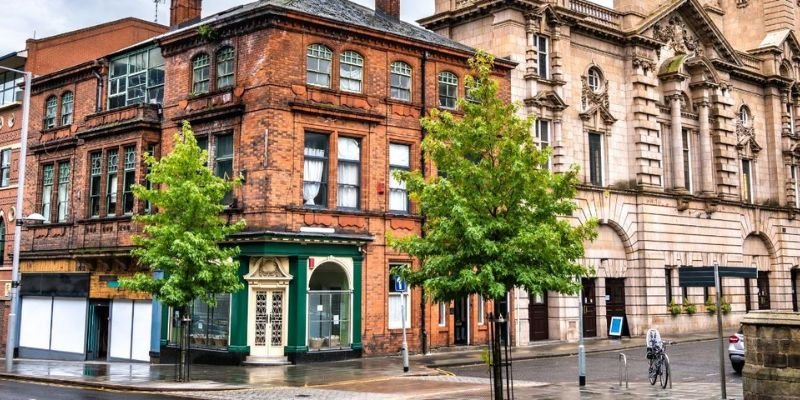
[159,0,474,54]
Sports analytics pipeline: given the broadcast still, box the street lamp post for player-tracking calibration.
[1,66,33,372]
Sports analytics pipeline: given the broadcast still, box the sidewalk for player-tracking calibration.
[0,330,728,398]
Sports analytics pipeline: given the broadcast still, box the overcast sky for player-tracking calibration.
[0,0,613,56]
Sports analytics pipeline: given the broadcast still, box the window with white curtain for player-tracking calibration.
[0,149,11,187]
[388,263,410,329]
[60,92,74,125]
[438,302,447,326]
[192,53,210,94]
[304,133,328,207]
[337,137,360,209]
[477,296,485,325]
[390,61,412,101]
[41,164,54,223]
[44,96,57,129]
[57,162,70,222]
[389,143,410,212]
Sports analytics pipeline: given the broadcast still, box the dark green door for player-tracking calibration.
[86,301,109,360]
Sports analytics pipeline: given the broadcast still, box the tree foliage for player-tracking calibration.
[120,121,246,308]
[389,51,597,302]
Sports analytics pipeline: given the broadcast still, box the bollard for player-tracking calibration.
[618,353,628,389]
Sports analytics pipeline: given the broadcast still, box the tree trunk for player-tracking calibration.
[492,301,504,400]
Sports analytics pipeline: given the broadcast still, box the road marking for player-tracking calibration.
[706,373,719,376]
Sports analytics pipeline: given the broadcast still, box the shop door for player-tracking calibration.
[454,296,468,345]
[249,287,287,358]
[86,301,109,360]
[757,273,771,310]
[528,291,548,341]
[791,269,798,312]
[605,278,629,336]
[582,278,597,338]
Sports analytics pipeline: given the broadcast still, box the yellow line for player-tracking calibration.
[435,368,455,376]
[310,376,398,388]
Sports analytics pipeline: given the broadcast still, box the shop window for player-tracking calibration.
[308,262,352,351]
[188,294,231,348]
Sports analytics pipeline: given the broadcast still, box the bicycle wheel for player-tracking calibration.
[660,355,670,389]
[648,357,657,385]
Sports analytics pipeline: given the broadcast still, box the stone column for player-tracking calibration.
[698,100,714,195]
[670,94,686,191]
[742,311,800,399]
[553,118,563,172]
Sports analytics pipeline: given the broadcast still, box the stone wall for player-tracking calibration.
[742,311,800,400]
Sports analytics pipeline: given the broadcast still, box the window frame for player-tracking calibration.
[793,165,800,208]
[339,51,364,93]
[40,164,54,223]
[588,132,603,186]
[477,296,485,325]
[122,146,136,215]
[192,53,211,95]
[60,92,74,126]
[387,263,411,329]
[107,47,164,109]
[214,133,234,206]
[336,137,361,210]
[89,152,102,217]
[106,149,119,217]
[216,46,236,90]
[438,302,447,327]
[739,105,750,126]
[0,149,11,187]
[682,129,693,193]
[303,132,329,208]
[438,71,458,109]
[665,268,673,305]
[44,96,57,129]
[535,119,551,170]
[587,67,602,92]
[788,102,795,136]
[390,61,412,102]
[306,44,333,88]
[56,161,70,222]
[0,218,4,262]
[535,35,549,79]
[389,143,411,213]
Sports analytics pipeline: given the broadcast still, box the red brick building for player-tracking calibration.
[0,18,168,356]
[18,0,514,364]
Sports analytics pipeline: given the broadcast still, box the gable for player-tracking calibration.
[633,0,741,67]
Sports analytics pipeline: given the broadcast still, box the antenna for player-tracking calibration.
[154,0,167,23]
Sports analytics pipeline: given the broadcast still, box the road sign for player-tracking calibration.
[394,276,407,292]
[679,266,758,287]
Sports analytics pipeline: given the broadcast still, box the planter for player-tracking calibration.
[326,335,340,348]
[309,337,324,350]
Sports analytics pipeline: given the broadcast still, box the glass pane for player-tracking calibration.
[308,291,351,350]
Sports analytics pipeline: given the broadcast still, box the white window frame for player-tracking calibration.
[339,51,364,93]
[306,44,333,88]
[587,68,602,92]
[389,143,410,213]
[108,47,165,109]
[789,102,796,136]
[438,302,447,327]
[477,296,485,325]
[535,35,549,79]
[793,165,800,208]
[388,263,411,329]
[535,119,551,170]
[390,61,412,101]
[438,71,458,109]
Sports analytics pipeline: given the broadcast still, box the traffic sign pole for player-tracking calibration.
[714,261,727,399]
[401,290,409,373]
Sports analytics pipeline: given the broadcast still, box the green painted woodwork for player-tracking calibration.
[351,255,363,350]
[236,241,362,258]
[228,345,250,353]
[160,301,170,346]
[229,257,250,351]
[285,256,309,353]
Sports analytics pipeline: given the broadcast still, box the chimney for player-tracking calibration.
[170,0,202,27]
[375,0,400,19]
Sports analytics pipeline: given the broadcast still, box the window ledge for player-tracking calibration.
[384,98,421,109]
[0,184,18,191]
[77,215,133,224]
[187,87,233,101]
[29,221,73,229]
[40,124,71,134]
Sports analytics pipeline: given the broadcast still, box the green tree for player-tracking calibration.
[120,121,246,309]
[389,50,596,304]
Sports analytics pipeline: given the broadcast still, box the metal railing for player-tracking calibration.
[618,352,629,389]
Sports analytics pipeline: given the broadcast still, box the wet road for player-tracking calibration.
[446,339,743,386]
[0,379,193,400]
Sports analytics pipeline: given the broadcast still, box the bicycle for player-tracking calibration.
[647,345,670,388]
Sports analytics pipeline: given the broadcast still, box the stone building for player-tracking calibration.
[17,0,514,364]
[0,18,167,357]
[422,0,800,344]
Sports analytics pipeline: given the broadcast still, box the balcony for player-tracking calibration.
[77,103,162,141]
[556,0,621,28]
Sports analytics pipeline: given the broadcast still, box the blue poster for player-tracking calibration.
[609,316,624,336]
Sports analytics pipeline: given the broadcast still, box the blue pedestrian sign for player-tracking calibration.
[393,276,407,292]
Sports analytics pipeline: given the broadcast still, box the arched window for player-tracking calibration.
[61,92,74,125]
[216,47,235,89]
[438,71,458,109]
[739,105,751,126]
[192,53,210,94]
[587,67,603,92]
[306,44,333,88]
[44,96,57,129]
[339,51,364,93]
[390,61,412,101]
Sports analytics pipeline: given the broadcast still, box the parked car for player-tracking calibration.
[728,325,745,374]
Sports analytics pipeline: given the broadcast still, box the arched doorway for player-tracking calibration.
[743,235,772,311]
[308,262,351,351]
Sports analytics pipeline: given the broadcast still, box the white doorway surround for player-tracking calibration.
[244,257,292,365]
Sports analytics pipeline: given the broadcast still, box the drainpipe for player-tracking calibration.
[419,51,429,355]
[92,64,103,113]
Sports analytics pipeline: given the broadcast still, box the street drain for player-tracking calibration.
[295,395,311,398]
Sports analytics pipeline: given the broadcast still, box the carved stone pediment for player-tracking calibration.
[245,257,293,284]
[579,105,617,125]
[653,16,700,56]
[736,119,762,156]
[527,90,568,111]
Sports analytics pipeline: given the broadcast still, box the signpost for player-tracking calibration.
[679,263,757,399]
[395,276,409,373]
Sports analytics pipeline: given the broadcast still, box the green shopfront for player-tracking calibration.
[158,231,369,364]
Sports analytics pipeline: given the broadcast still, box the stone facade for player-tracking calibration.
[423,0,800,344]
[742,311,800,400]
